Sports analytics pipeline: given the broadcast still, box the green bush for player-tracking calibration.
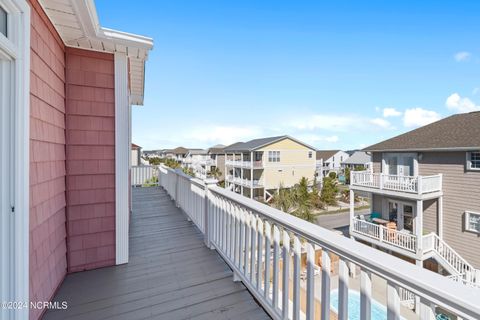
[328,171,337,179]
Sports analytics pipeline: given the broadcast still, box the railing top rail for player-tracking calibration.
[160,164,206,189]
[208,184,480,317]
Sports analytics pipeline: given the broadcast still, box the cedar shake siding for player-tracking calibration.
[370,151,480,268]
[65,48,116,272]
[29,1,67,319]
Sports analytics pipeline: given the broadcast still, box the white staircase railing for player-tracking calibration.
[423,233,479,286]
[157,164,480,320]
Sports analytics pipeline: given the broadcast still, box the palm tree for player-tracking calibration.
[271,185,294,213]
[208,167,222,180]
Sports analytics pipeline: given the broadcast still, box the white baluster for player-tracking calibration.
[264,221,272,301]
[360,269,372,320]
[272,225,280,310]
[257,218,264,291]
[387,282,400,320]
[338,258,349,320]
[292,236,301,320]
[321,249,331,320]
[306,242,315,319]
[282,231,290,318]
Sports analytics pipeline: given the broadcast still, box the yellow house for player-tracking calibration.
[224,136,317,201]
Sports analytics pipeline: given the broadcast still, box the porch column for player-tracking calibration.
[349,190,354,235]
[250,151,254,199]
[415,200,423,255]
[240,153,244,195]
[114,52,130,265]
[438,196,443,239]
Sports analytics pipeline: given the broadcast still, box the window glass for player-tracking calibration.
[470,152,480,169]
[268,151,280,162]
[466,212,480,233]
[308,151,312,159]
[0,6,6,37]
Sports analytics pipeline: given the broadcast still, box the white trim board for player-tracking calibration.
[114,52,129,265]
[0,0,30,318]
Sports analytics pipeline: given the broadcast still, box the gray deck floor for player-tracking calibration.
[44,187,270,320]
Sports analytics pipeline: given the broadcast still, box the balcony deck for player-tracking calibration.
[43,187,270,320]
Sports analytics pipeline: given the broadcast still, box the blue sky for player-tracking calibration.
[96,0,480,150]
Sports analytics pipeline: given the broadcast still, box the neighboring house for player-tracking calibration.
[349,111,480,287]
[182,146,226,180]
[170,146,189,162]
[224,136,316,201]
[131,143,142,166]
[341,150,372,170]
[316,150,350,177]
[0,0,153,319]
[207,145,226,181]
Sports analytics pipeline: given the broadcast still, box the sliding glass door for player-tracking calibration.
[384,153,416,176]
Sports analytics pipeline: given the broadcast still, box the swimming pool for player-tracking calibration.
[330,289,405,320]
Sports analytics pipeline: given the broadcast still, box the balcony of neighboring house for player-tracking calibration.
[225,159,263,169]
[350,171,443,200]
[226,175,264,188]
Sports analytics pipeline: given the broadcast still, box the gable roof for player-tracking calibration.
[172,147,189,154]
[223,135,316,152]
[342,151,371,165]
[186,149,207,155]
[316,150,340,160]
[364,111,480,152]
[131,143,141,150]
[208,144,226,154]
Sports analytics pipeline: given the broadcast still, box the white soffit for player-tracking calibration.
[38,0,153,105]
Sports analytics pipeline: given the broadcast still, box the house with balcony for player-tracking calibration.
[224,136,317,201]
[316,150,350,177]
[131,143,142,166]
[341,150,372,170]
[349,111,480,287]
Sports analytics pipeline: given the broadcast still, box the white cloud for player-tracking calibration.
[403,108,441,127]
[382,107,402,117]
[370,118,392,129]
[454,51,471,62]
[445,93,480,113]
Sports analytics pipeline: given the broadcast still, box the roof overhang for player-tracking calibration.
[38,0,154,105]
[364,147,480,153]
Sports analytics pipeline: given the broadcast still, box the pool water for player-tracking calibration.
[330,289,405,320]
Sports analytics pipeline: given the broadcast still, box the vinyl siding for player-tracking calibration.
[419,151,480,268]
[260,138,316,188]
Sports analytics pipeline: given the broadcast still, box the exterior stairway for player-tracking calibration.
[423,233,480,288]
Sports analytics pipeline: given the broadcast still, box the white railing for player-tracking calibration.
[226,175,263,187]
[351,217,417,252]
[131,165,158,187]
[226,160,263,168]
[351,171,442,195]
[423,232,479,286]
[158,164,480,320]
[399,287,415,309]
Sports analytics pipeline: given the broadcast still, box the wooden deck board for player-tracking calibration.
[44,187,270,320]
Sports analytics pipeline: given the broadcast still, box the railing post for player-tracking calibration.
[417,176,422,195]
[379,173,384,189]
[174,169,180,206]
[204,179,218,249]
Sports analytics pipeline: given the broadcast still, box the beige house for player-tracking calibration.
[224,136,316,201]
[349,111,480,287]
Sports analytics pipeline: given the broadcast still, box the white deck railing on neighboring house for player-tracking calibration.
[158,164,480,320]
[131,165,158,187]
[226,160,263,168]
[351,218,417,252]
[351,171,442,195]
[423,233,480,286]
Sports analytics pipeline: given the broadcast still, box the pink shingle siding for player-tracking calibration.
[29,1,67,319]
[65,48,116,272]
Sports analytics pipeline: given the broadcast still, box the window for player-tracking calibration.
[0,6,6,37]
[308,151,312,159]
[465,211,480,233]
[268,151,280,162]
[467,151,480,170]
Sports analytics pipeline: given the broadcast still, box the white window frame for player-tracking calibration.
[465,211,480,234]
[0,0,30,318]
[466,151,480,171]
[268,150,280,162]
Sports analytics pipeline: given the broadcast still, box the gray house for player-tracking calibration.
[341,151,372,170]
[349,111,480,287]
